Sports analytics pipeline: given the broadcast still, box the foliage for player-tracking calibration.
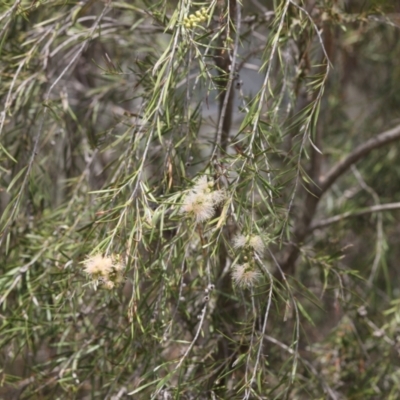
[1,0,400,399]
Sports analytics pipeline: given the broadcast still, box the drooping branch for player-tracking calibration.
[0,2,112,249]
[309,202,400,232]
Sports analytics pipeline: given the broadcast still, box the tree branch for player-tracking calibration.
[212,0,240,157]
[281,123,400,275]
[309,202,400,232]
[320,124,400,194]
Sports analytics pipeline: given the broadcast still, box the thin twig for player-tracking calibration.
[174,304,207,372]
[244,255,274,400]
[309,202,400,231]
[268,249,300,395]
[0,0,22,39]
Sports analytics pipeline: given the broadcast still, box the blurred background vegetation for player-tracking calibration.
[1,0,400,398]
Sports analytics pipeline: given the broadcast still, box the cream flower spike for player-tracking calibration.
[231,263,261,288]
[232,233,265,254]
[180,175,225,223]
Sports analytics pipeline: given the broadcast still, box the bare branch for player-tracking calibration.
[320,124,400,194]
[309,202,400,232]
[281,123,400,274]
[212,0,241,157]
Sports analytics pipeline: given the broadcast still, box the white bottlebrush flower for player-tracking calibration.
[232,233,265,254]
[232,234,247,249]
[210,188,225,206]
[83,253,125,289]
[193,175,210,193]
[231,263,261,288]
[180,175,225,222]
[103,280,115,290]
[111,254,125,273]
[249,235,265,254]
[112,261,125,273]
[83,254,113,278]
[181,191,215,222]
